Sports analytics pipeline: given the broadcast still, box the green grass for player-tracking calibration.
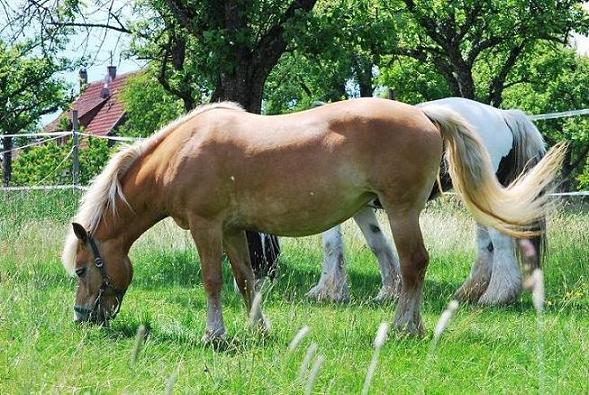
[0,191,587,394]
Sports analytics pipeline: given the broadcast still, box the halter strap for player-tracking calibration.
[86,235,125,319]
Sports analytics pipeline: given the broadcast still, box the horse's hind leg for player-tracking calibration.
[478,228,521,305]
[189,220,226,343]
[454,224,493,302]
[307,225,350,302]
[353,207,401,301]
[387,212,429,335]
[224,230,269,333]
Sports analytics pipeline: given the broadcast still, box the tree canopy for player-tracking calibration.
[2,0,589,189]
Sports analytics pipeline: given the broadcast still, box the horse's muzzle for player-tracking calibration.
[73,305,109,324]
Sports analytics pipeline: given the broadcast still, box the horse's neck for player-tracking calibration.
[94,177,164,252]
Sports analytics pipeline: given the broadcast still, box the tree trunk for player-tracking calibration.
[353,56,373,98]
[211,70,265,114]
[455,67,476,100]
[2,136,12,187]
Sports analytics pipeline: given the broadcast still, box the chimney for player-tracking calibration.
[100,66,117,98]
[107,65,117,80]
[79,68,88,91]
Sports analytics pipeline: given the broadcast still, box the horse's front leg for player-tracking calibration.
[306,225,350,302]
[189,219,226,344]
[353,207,401,301]
[224,230,269,334]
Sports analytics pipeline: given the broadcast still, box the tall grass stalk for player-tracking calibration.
[362,322,390,395]
[304,354,325,395]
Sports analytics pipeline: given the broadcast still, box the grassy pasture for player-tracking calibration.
[0,190,587,394]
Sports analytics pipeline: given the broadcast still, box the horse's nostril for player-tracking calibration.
[73,305,92,322]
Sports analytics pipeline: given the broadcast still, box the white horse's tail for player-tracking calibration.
[421,105,566,238]
[503,109,546,179]
[503,110,548,267]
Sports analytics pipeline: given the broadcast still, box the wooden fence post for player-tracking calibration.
[72,110,80,187]
[2,135,12,187]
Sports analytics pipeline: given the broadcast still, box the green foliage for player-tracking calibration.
[377,57,451,104]
[265,0,399,113]
[11,137,113,186]
[11,141,71,185]
[578,160,589,189]
[0,40,69,135]
[118,71,184,138]
[126,0,318,111]
[263,51,349,114]
[78,138,112,184]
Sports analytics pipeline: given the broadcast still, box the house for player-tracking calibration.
[45,66,138,140]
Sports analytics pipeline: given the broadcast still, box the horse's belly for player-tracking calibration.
[232,190,376,237]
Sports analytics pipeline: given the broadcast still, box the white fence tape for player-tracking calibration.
[1,107,587,147]
[78,132,142,142]
[0,135,66,155]
[0,132,70,138]
[528,108,589,121]
[0,185,86,191]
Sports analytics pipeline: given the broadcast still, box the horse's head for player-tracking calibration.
[67,222,133,324]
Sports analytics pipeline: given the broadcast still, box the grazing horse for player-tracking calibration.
[307,98,548,305]
[62,98,563,341]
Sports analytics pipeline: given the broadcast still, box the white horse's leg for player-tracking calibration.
[353,207,401,301]
[306,225,350,302]
[478,228,522,305]
[454,224,493,302]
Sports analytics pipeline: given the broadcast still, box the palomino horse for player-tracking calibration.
[307,98,547,304]
[62,98,564,340]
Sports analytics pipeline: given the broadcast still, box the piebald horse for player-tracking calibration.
[307,98,548,304]
[62,98,564,341]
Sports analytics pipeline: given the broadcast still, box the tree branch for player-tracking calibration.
[487,42,526,106]
[48,21,131,34]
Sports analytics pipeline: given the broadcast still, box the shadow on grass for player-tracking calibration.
[118,248,588,320]
[103,317,279,355]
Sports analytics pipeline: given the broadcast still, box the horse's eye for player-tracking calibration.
[75,267,87,277]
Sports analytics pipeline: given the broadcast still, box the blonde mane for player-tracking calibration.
[61,102,244,273]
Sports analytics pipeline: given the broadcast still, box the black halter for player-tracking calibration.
[74,235,125,321]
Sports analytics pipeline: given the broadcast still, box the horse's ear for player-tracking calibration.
[72,222,88,243]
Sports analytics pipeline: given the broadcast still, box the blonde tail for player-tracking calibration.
[421,105,566,238]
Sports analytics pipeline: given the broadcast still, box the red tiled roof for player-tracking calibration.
[45,70,139,135]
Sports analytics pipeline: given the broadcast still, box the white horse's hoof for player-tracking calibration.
[477,268,522,305]
[374,285,400,302]
[477,284,521,305]
[306,283,350,303]
[201,328,226,345]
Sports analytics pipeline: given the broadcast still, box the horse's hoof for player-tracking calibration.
[201,329,226,346]
[477,286,520,306]
[393,317,425,337]
[374,285,401,302]
[251,316,271,336]
[477,271,521,306]
[306,284,349,303]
